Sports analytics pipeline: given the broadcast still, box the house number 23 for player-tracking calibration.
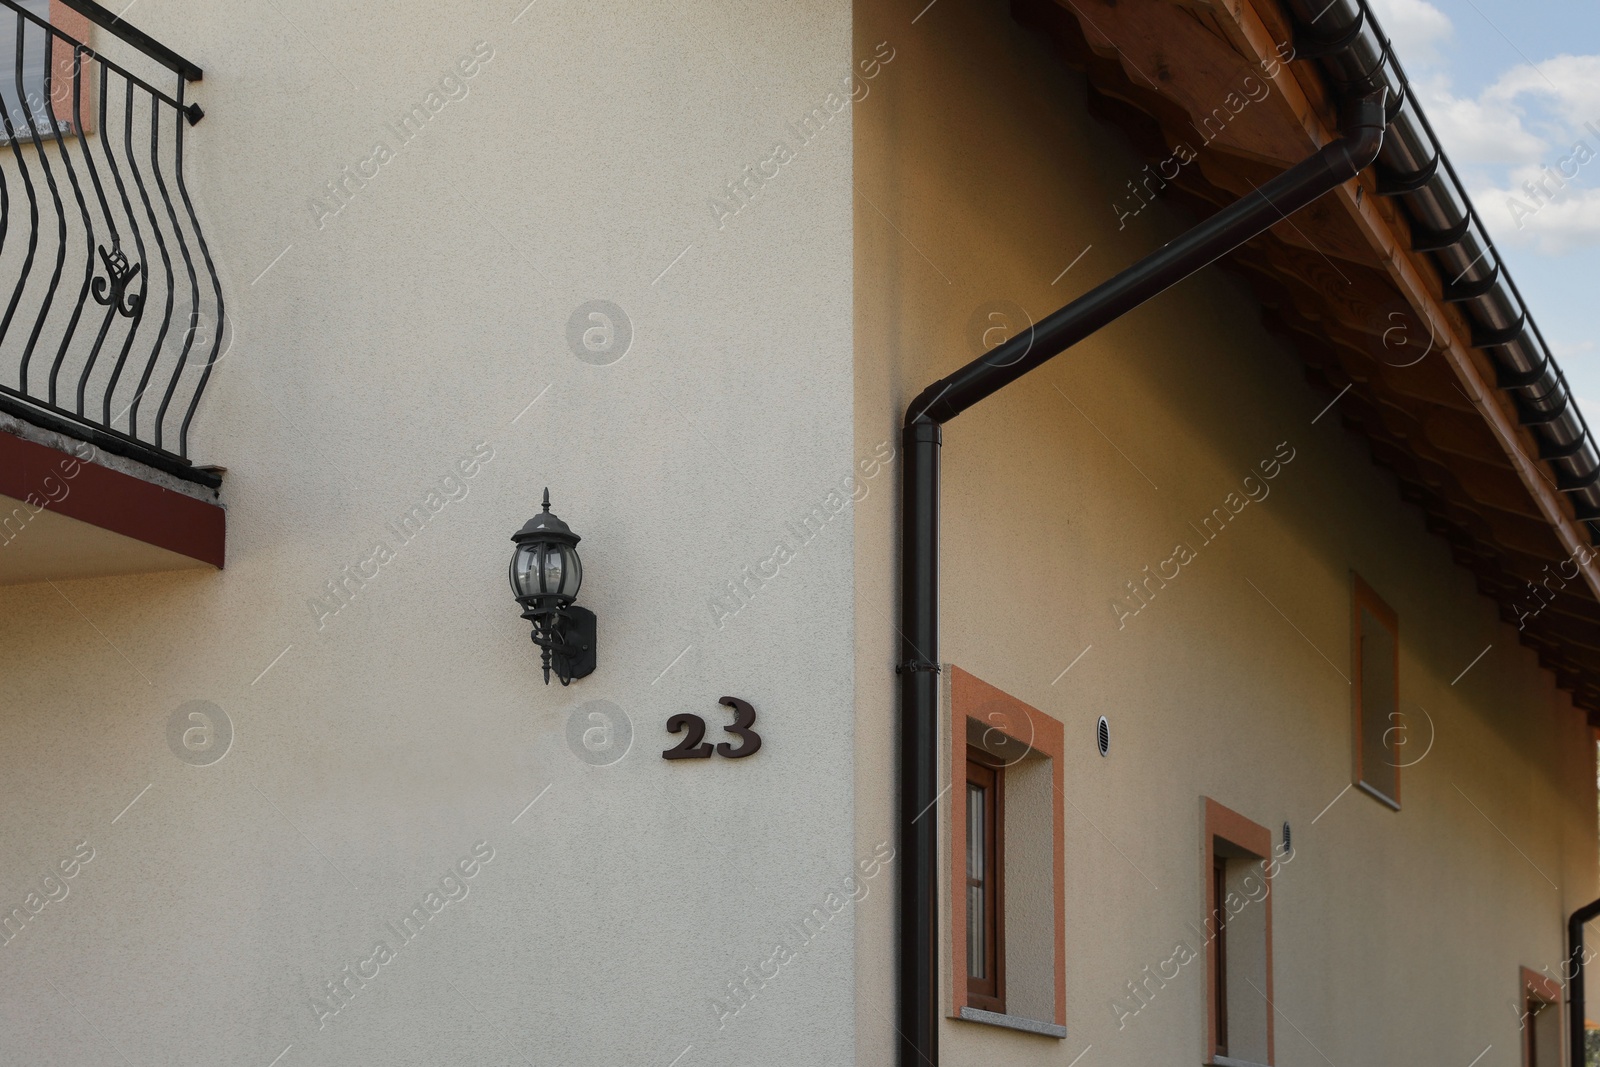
[662,697,762,760]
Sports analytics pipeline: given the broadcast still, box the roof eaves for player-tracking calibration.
[1282,0,1600,552]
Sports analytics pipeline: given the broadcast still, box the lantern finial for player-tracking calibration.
[542,487,551,511]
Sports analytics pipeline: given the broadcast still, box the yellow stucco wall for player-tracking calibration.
[853,1,1599,1065]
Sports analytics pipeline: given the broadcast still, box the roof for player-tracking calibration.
[1017,0,1600,717]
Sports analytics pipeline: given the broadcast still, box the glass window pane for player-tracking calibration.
[967,782,985,980]
[967,882,984,979]
[967,783,984,881]
[0,2,55,138]
[1359,605,1398,800]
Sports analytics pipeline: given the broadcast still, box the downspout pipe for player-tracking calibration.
[895,91,1387,1067]
[1569,897,1600,1067]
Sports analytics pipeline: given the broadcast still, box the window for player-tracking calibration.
[1521,967,1561,1067]
[1,1,54,136]
[1203,798,1273,1067]
[966,752,1004,1012]
[0,1,89,141]
[1352,573,1400,809]
[947,667,1066,1037]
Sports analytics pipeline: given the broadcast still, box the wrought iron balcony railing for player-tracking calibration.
[0,0,221,480]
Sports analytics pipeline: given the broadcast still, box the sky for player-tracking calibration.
[1368,0,1600,415]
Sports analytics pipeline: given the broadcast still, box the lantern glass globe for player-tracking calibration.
[510,540,582,603]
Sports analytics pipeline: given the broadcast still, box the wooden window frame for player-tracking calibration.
[1521,966,1562,1067]
[1212,854,1228,1056]
[1352,573,1401,810]
[48,1,95,136]
[1203,798,1273,1066]
[946,666,1066,1030]
[965,750,1005,1013]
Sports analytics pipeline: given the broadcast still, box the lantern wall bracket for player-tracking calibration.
[542,606,597,684]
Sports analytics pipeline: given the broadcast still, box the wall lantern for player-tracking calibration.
[509,489,597,685]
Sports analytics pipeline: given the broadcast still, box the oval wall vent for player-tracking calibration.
[1096,716,1110,757]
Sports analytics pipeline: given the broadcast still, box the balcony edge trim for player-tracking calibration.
[0,428,225,569]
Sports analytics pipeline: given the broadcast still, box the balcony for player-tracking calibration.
[0,0,224,584]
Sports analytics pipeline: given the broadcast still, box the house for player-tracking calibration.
[1,0,1596,1065]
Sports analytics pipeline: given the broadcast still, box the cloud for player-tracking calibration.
[1369,8,1600,256]
[1475,167,1600,256]
[1453,65,1600,254]
[1369,0,1453,68]
[1416,73,1549,166]
[1416,54,1600,171]
[1482,55,1600,132]
[1502,192,1600,255]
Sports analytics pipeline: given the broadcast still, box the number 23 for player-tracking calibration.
[663,697,761,760]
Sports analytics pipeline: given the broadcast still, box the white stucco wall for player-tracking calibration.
[0,3,859,1065]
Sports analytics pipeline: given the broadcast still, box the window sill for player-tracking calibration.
[1355,779,1401,811]
[957,1006,1067,1038]
[0,123,83,147]
[1209,1056,1272,1067]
